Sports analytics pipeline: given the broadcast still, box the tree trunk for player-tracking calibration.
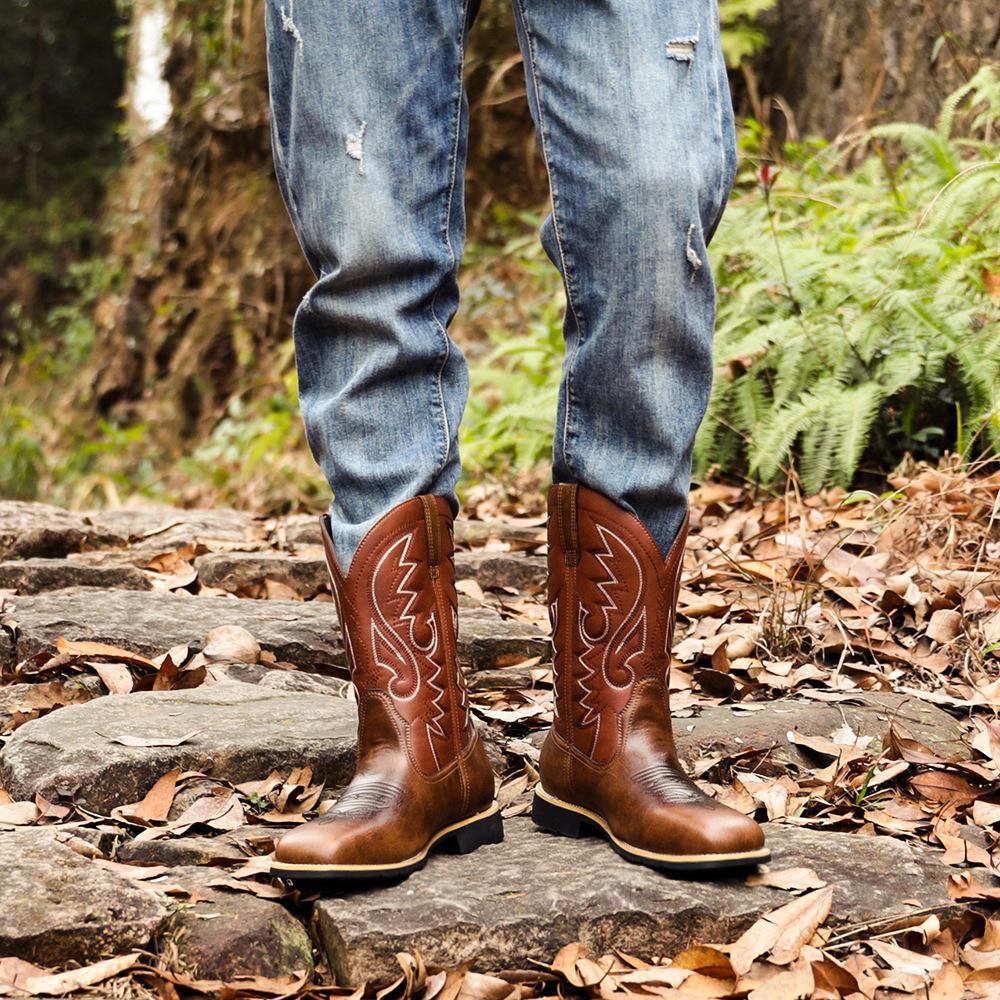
[756,0,999,139]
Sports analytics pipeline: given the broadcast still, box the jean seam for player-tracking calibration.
[708,9,735,239]
[265,17,318,299]
[267,85,305,238]
[428,0,472,474]
[513,0,585,482]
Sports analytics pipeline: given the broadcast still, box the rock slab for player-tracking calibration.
[0,557,152,594]
[0,828,170,964]
[0,681,358,811]
[0,588,546,674]
[455,551,546,593]
[674,692,968,766]
[1,589,342,673]
[194,549,547,599]
[117,823,287,867]
[161,866,313,982]
[0,502,125,561]
[195,551,329,598]
[522,693,968,772]
[315,817,957,985]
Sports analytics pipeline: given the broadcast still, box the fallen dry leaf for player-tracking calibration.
[867,939,943,976]
[88,659,133,694]
[55,637,156,668]
[23,952,141,996]
[0,957,48,995]
[114,768,182,824]
[746,868,828,894]
[746,964,814,1000]
[94,859,170,879]
[551,943,590,988]
[670,945,734,979]
[909,770,980,805]
[949,872,1000,901]
[100,729,201,748]
[929,960,965,1000]
[0,801,39,825]
[729,886,835,974]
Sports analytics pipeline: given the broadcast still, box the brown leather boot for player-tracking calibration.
[532,484,768,873]
[272,495,501,883]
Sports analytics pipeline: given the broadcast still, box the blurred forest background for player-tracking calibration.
[1,0,998,515]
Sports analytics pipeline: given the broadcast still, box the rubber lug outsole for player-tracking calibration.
[532,790,769,874]
[271,805,504,886]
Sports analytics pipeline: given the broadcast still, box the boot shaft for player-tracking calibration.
[547,484,687,763]
[321,495,473,776]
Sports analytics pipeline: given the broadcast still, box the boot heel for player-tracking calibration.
[451,808,504,854]
[532,791,584,837]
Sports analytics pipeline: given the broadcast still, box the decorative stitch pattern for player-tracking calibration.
[576,523,647,727]
[632,762,708,805]
[369,532,438,702]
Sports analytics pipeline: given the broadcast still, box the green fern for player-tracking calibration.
[461,70,1000,491]
[719,0,776,67]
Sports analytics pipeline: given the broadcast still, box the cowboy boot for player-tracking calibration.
[272,495,501,882]
[532,484,768,873]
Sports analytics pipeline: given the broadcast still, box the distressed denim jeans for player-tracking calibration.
[265,0,736,570]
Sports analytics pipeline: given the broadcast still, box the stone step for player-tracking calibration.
[162,866,314,982]
[315,816,959,985]
[0,502,127,561]
[0,827,313,980]
[3,677,965,812]
[0,681,358,811]
[253,513,545,552]
[0,827,170,965]
[0,679,526,812]
[82,506,264,553]
[195,549,546,599]
[0,547,547,599]
[0,499,542,562]
[521,692,968,770]
[455,550,546,593]
[195,551,330,597]
[0,556,153,594]
[0,587,547,674]
[675,692,969,764]
[0,500,266,561]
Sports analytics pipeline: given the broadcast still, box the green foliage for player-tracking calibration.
[699,65,1000,490]
[0,0,124,204]
[0,0,125,361]
[719,0,776,68]
[0,407,44,501]
[175,0,253,79]
[177,370,327,511]
[462,70,1000,493]
[50,421,154,497]
[0,366,322,512]
[460,216,564,479]
[5,254,123,385]
[0,406,159,507]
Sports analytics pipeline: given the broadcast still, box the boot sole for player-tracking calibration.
[270,802,504,884]
[532,785,770,873]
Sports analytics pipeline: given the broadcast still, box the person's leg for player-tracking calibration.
[265,0,500,885]
[511,0,736,558]
[517,1,767,872]
[265,0,476,571]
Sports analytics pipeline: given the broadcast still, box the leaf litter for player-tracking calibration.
[0,464,999,995]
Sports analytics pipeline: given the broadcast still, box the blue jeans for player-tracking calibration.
[265,0,736,571]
